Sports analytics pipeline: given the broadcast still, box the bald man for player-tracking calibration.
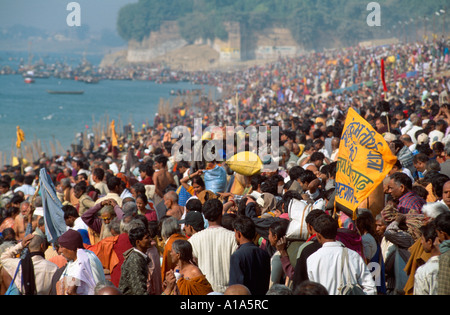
[224,284,251,295]
[399,134,416,153]
[330,137,340,162]
[163,191,184,220]
[95,281,123,295]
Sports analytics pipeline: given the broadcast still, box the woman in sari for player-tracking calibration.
[135,194,157,222]
[163,239,213,295]
[179,170,205,197]
[160,216,187,283]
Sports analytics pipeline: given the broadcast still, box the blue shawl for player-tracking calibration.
[39,168,66,244]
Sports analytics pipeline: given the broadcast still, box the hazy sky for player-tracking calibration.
[0,0,137,32]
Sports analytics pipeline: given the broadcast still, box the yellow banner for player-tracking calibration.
[335,108,397,216]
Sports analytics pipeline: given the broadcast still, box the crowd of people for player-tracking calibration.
[0,37,449,296]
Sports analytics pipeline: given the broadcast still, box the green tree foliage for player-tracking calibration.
[117,0,449,50]
[117,0,194,41]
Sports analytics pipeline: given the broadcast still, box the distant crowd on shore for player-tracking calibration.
[0,38,449,296]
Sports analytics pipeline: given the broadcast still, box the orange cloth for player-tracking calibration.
[403,238,431,295]
[88,228,100,246]
[425,183,437,202]
[48,254,68,269]
[111,120,118,147]
[84,235,120,274]
[116,173,130,189]
[177,275,213,295]
[161,233,187,283]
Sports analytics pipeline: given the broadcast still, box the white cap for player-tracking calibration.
[384,132,397,143]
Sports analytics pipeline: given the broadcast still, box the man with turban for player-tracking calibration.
[56,229,106,295]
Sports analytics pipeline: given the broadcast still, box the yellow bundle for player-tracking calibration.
[226,151,262,176]
[387,56,396,63]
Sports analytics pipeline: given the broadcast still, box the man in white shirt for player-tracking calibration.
[399,134,416,153]
[307,215,377,295]
[428,119,447,144]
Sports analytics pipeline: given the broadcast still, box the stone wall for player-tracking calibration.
[212,21,242,63]
[126,21,187,63]
[254,27,302,60]
[123,20,302,64]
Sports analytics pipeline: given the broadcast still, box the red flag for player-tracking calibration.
[381,59,388,93]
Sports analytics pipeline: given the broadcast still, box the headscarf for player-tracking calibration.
[116,173,130,189]
[58,229,84,251]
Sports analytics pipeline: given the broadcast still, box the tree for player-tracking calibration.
[116,0,450,51]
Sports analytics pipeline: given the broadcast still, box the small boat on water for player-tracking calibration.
[24,77,35,84]
[170,89,203,96]
[47,90,84,95]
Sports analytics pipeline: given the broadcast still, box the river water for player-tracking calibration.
[0,51,217,164]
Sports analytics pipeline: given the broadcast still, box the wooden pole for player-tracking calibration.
[235,93,239,126]
[20,146,24,175]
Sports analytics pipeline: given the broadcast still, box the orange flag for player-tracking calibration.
[335,108,397,218]
[110,120,118,147]
[16,126,25,148]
